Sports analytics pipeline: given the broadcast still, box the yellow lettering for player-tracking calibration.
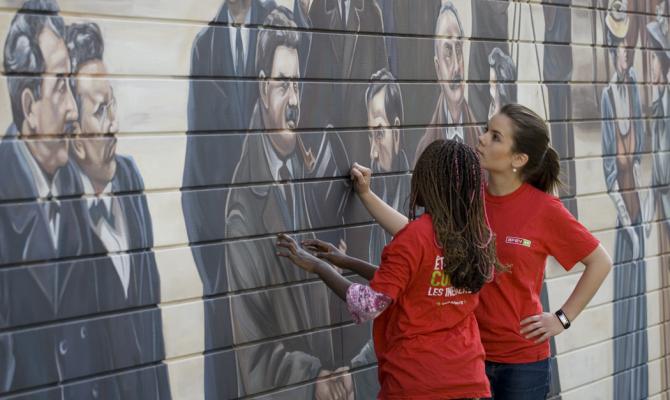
[431,270,442,286]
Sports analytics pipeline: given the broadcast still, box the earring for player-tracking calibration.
[512,168,517,173]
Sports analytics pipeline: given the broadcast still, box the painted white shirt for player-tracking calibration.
[340,0,350,26]
[228,8,252,74]
[443,99,465,143]
[79,171,131,298]
[17,140,61,249]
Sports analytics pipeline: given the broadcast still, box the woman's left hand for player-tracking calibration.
[277,233,325,274]
[520,313,565,343]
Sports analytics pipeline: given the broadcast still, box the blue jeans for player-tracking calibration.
[483,359,551,400]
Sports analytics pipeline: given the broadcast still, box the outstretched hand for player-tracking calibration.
[276,233,325,274]
[303,238,346,265]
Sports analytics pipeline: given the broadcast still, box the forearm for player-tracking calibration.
[358,190,408,235]
[334,255,378,281]
[315,261,353,301]
[560,246,612,322]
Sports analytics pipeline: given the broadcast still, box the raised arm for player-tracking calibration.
[351,163,408,235]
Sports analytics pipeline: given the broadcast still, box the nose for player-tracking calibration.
[478,131,487,146]
[288,83,299,106]
[65,82,79,122]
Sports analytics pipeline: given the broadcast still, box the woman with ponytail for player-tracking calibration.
[350,104,613,399]
[277,140,504,399]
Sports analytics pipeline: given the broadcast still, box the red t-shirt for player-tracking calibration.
[476,183,600,363]
[370,214,490,399]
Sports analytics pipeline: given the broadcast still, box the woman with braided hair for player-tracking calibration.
[277,140,504,399]
[349,104,613,400]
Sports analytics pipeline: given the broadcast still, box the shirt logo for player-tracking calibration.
[506,236,532,248]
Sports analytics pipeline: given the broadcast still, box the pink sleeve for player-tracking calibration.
[346,283,392,324]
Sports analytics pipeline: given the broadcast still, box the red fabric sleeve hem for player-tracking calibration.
[559,239,600,271]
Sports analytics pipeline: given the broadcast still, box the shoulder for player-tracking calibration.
[536,191,575,223]
[394,214,434,243]
[257,0,276,20]
[114,154,145,190]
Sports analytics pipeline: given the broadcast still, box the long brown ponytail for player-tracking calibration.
[499,103,562,194]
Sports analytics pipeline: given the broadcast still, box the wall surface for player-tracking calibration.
[0,0,667,399]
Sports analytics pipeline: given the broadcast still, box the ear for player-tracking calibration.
[392,117,401,155]
[512,152,529,170]
[258,70,270,110]
[70,137,87,161]
[20,88,37,132]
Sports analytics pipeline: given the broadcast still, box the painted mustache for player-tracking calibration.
[63,121,77,135]
[285,105,299,127]
[448,75,463,90]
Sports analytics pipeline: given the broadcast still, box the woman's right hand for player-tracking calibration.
[350,162,372,196]
[303,238,346,266]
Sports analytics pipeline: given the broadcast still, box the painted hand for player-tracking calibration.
[350,162,372,195]
[276,233,323,274]
[314,367,354,400]
[520,312,565,344]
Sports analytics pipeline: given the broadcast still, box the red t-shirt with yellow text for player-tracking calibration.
[476,183,599,363]
[370,214,490,399]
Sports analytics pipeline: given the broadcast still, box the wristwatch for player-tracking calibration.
[555,309,571,329]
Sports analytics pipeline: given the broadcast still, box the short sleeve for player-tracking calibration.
[346,284,392,324]
[369,224,422,300]
[544,198,600,270]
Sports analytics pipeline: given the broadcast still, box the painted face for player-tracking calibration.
[23,26,79,176]
[367,87,399,173]
[488,68,500,119]
[476,113,518,173]
[263,45,300,159]
[434,11,464,107]
[71,60,118,191]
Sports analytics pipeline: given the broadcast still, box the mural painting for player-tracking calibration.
[0,0,667,398]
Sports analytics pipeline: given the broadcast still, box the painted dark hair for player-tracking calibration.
[256,7,300,77]
[66,22,104,74]
[488,47,517,105]
[365,68,404,124]
[66,22,104,112]
[3,0,65,129]
[499,103,562,194]
[409,140,503,292]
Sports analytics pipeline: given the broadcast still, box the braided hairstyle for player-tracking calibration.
[409,140,504,292]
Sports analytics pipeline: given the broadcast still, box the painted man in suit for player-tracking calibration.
[181,0,275,299]
[300,0,387,132]
[365,68,410,266]
[225,7,352,398]
[468,0,509,122]
[180,3,275,396]
[0,0,97,393]
[601,2,649,399]
[65,22,171,399]
[415,1,480,162]
[487,47,517,119]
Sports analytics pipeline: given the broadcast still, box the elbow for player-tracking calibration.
[595,250,614,277]
[584,245,613,277]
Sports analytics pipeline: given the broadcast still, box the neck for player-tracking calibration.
[486,170,524,196]
[92,180,108,196]
[229,0,251,24]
